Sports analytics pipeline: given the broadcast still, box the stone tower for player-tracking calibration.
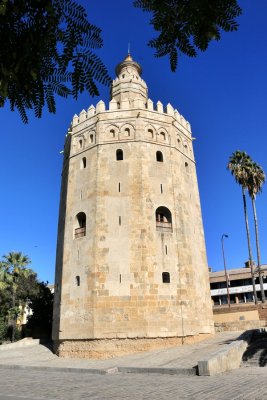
[52,54,214,358]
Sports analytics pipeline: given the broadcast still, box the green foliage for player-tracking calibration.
[247,162,265,200]
[0,0,111,123]
[134,0,242,71]
[227,151,265,199]
[0,251,38,341]
[227,150,252,188]
[26,282,54,339]
[0,318,8,344]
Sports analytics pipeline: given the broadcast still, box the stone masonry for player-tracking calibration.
[52,54,214,358]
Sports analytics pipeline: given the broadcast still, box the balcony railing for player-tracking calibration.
[156,221,172,232]
[75,227,86,238]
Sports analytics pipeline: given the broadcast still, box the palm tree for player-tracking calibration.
[247,161,266,303]
[227,151,258,304]
[0,252,34,342]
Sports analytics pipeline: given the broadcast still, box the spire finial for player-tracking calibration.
[128,42,130,55]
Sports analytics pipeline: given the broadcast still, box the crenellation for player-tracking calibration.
[72,114,79,126]
[87,105,96,117]
[96,100,105,113]
[147,99,153,111]
[109,99,117,110]
[174,109,181,121]
[79,109,87,122]
[156,101,163,113]
[186,121,191,132]
[166,103,174,116]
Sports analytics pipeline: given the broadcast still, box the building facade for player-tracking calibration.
[210,263,267,306]
[52,55,214,357]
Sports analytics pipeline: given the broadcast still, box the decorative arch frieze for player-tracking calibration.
[157,127,169,143]
[145,124,156,140]
[105,124,119,140]
[120,123,135,139]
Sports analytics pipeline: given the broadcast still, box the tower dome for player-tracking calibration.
[115,53,142,77]
[111,53,147,105]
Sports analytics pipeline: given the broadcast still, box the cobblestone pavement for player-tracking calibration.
[0,365,267,400]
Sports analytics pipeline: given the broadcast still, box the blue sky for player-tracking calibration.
[1,0,267,283]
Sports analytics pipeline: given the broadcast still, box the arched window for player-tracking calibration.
[78,139,83,149]
[156,151,163,162]
[125,128,130,137]
[76,276,80,286]
[90,134,94,143]
[116,149,123,161]
[162,272,170,283]
[81,157,86,169]
[155,206,172,232]
[148,129,153,139]
[160,132,166,141]
[75,212,86,238]
[110,129,115,138]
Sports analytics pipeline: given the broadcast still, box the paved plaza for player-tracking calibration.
[0,332,266,399]
[0,365,266,400]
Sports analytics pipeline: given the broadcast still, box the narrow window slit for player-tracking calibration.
[162,272,170,283]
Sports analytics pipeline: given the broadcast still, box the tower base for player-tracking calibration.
[54,334,213,359]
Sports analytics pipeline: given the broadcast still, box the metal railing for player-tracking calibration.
[156,221,173,232]
[74,227,86,238]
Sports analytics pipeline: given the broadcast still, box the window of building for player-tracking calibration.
[160,132,166,141]
[185,162,188,168]
[156,151,163,162]
[125,128,130,137]
[118,182,121,192]
[119,216,121,225]
[148,129,153,139]
[75,212,86,238]
[155,206,172,232]
[81,157,86,169]
[162,272,170,283]
[160,184,163,194]
[116,149,123,160]
[78,139,83,149]
[76,276,80,286]
[90,134,94,143]
[165,245,168,255]
[110,129,115,138]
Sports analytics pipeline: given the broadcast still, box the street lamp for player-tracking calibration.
[221,234,231,308]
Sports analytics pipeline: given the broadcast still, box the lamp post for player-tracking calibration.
[221,234,231,308]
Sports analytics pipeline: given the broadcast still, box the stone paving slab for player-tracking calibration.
[0,365,266,400]
[0,331,245,376]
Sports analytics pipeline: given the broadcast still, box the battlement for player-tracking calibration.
[71,99,191,133]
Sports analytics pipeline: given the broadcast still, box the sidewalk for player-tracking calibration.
[0,331,245,375]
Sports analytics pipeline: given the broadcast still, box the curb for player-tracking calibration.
[118,366,197,375]
[0,363,197,376]
[0,364,117,375]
